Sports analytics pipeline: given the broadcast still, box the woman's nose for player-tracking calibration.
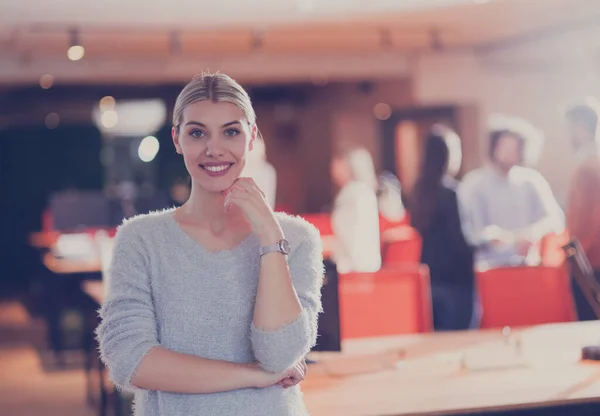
[205,137,225,157]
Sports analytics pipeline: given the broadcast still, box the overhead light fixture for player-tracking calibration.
[39,74,54,89]
[99,96,116,111]
[251,30,265,51]
[101,110,119,128]
[373,103,392,121]
[169,31,182,56]
[67,28,85,61]
[429,28,443,52]
[92,99,166,136]
[138,136,160,163]
[379,28,393,49]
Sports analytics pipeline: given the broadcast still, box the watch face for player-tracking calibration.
[279,239,291,254]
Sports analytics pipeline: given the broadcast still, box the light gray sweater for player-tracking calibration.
[96,209,324,416]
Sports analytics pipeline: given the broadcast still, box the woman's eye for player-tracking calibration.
[190,129,205,138]
[224,128,240,137]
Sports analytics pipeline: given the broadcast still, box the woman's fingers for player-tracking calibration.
[235,177,267,199]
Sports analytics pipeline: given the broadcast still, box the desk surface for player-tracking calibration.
[81,281,600,416]
[303,322,600,416]
[43,252,102,275]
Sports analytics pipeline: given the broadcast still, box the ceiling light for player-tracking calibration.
[99,96,116,111]
[67,28,85,61]
[138,136,160,163]
[39,74,54,89]
[67,45,85,61]
[101,110,118,128]
[373,103,392,121]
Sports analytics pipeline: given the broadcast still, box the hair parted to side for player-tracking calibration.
[173,72,257,132]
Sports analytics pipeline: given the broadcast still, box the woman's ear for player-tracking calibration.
[249,125,258,151]
[172,126,182,154]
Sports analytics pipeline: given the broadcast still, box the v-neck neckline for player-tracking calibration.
[166,210,256,257]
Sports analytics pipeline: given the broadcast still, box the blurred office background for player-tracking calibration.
[3,1,600,415]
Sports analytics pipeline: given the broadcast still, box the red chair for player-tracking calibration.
[476,266,576,329]
[378,213,410,234]
[299,213,333,236]
[338,265,433,339]
[382,227,422,266]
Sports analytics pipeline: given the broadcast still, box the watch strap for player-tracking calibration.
[259,239,290,257]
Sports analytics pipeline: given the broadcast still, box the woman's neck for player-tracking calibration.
[180,183,229,224]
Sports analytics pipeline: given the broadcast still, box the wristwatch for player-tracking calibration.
[259,239,291,257]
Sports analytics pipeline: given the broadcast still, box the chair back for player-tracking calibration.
[476,266,576,328]
[339,265,432,339]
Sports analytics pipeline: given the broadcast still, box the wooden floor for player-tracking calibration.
[0,300,94,416]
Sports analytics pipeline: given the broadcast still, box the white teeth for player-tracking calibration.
[205,165,229,172]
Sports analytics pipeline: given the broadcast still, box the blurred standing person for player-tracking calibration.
[377,171,406,227]
[460,121,564,268]
[330,147,381,273]
[242,136,277,209]
[565,101,600,320]
[409,126,478,331]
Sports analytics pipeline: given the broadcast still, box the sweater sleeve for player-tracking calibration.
[95,222,160,391]
[250,225,324,372]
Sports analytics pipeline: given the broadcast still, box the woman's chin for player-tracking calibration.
[192,176,236,194]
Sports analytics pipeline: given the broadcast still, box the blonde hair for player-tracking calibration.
[173,72,256,131]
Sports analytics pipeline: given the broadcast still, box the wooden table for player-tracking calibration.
[43,252,102,275]
[81,281,600,415]
[303,322,600,415]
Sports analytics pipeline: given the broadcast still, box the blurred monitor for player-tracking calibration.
[311,259,342,352]
[50,191,110,231]
[54,233,96,259]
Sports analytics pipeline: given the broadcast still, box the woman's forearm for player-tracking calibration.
[254,230,303,331]
[131,346,264,393]
[254,251,303,331]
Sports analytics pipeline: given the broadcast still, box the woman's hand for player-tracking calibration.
[277,360,307,389]
[224,178,283,245]
[247,360,307,389]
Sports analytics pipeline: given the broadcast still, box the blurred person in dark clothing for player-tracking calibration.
[408,126,478,331]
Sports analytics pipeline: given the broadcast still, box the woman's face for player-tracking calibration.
[172,100,256,193]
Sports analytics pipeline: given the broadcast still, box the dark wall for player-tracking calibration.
[0,124,103,294]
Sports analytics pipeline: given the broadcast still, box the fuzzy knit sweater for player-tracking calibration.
[96,209,324,415]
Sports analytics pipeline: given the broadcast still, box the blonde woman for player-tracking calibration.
[96,73,324,415]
